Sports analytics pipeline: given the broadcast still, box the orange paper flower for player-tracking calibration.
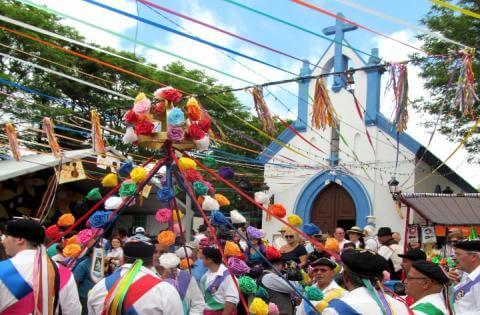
[269,204,286,218]
[179,258,194,270]
[157,230,176,246]
[65,235,79,246]
[57,213,75,227]
[325,238,339,253]
[197,196,205,205]
[214,194,230,207]
[224,240,241,257]
[63,243,82,258]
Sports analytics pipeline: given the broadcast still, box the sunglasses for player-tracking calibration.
[285,235,295,239]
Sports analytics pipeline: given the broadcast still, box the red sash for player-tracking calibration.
[122,274,162,312]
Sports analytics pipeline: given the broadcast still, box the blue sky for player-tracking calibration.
[27,0,480,187]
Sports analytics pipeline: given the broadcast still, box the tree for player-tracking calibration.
[0,0,280,159]
[413,0,480,161]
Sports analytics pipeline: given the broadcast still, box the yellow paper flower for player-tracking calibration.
[135,92,147,103]
[130,167,147,183]
[178,157,196,171]
[287,214,303,227]
[101,173,118,187]
[214,193,230,207]
[63,243,82,258]
[57,213,75,227]
[173,210,184,222]
[249,297,268,315]
[157,230,176,246]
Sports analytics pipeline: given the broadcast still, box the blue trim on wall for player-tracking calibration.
[257,127,296,164]
[343,39,367,66]
[296,60,312,132]
[294,170,373,227]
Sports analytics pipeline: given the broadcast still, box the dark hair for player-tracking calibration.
[118,228,128,237]
[125,256,153,266]
[110,234,122,244]
[343,267,365,289]
[202,247,222,265]
[198,224,208,233]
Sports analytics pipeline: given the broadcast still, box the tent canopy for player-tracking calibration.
[399,193,480,225]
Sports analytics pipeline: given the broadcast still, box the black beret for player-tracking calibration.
[5,219,45,244]
[123,240,155,260]
[341,249,388,279]
[411,261,449,284]
[454,240,480,252]
[398,249,427,262]
[310,257,337,269]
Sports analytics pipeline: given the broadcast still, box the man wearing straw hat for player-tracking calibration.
[0,218,82,314]
[322,250,409,315]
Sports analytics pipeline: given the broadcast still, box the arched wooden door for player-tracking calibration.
[310,183,356,235]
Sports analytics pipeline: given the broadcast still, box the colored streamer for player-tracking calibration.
[4,123,21,161]
[430,0,480,20]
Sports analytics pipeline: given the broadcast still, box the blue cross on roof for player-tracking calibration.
[322,13,358,92]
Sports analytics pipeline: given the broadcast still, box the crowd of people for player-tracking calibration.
[0,217,479,314]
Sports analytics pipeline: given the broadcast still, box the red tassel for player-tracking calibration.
[91,110,106,154]
[42,118,62,158]
[252,86,276,135]
[312,78,337,129]
[4,123,21,161]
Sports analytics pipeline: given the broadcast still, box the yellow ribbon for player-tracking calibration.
[430,0,480,20]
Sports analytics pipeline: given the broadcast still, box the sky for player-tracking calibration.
[26,0,480,188]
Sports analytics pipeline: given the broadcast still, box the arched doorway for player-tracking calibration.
[310,183,356,235]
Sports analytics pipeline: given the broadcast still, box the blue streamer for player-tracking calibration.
[82,0,297,76]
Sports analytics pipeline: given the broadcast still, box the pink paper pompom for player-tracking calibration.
[133,98,151,115]
[268,302,280,314]
[77,228,95,245]
[155,208,172,223]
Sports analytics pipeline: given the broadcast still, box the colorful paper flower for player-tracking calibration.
[102,173,118,187]
[167,125,185,142]
[214,194,230,207]
[224,240,241,257]
[86,188,102,201]
[188,124,205,140]
[57,213,75,227]
[134,120,155,136]
[45,224,61,240]
[88,210,111,228]
[167,108,185,126]
[130,167,147,183]
[269,204,286,218]
[178,157,196,170]
[238,276,257,294]
[185,169,203,182]
[124,110,137,123]
[157,230,176,246]
[63,244,82,258]
[155,208,172,223]
[287,214,303,227]
[133,97,151,115]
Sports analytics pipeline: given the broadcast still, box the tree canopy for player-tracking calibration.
[413,0,480,161]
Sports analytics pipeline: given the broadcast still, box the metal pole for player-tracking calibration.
[185,194,193,241]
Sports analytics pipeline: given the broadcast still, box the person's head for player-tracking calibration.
[346,226,364,243]
[341,249,388,291]
[284,229,299,245]
[313,234,326,250]
[279,226,287,237]
[134,227,145,235]
[399,248,427,274]
[377,227,393,244]
[363,225,375,237]
[110,235,122,249]
[123,240,155,266]
[198,224,209,236]
[118,228,128,239]
[454,240,480,273]
[55,243,65,255]
[311,258,337,288]
[153,242,169,265]
[405,261,449,301]
[408,241,421,250]
[448,230,463,246]
[392,232,401,243]
[334,227,345,241]
[2,219,45,257]
[201,246,222,270]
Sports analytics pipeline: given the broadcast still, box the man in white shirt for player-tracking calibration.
[0,219,81,314]
[450,239,480,314]
[363,225,379,252]
[377,227,403,280]
[88,239,183,314]
[334,227,349,250]
[297,257,345,315]
[405,260,451,314]
[322,250,410,315]
[200,246,239,314]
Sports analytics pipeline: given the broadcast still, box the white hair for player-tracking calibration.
[363,225,375,236]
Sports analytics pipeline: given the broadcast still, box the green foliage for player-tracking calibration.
[0,0,282,161]
[413,0,480,161]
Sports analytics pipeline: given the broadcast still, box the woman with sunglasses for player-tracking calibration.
[280,229,308,268]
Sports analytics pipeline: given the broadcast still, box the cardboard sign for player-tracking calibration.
[96,155,120,173]
[59,160,87,184]
[422,226,437,244]
[90,247,105,283]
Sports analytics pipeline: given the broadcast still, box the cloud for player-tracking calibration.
[32,0,138,49]
[372,30,480,187]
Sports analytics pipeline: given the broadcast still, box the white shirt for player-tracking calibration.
[296,280,344,315]
[364,237,379,252]
[106,247,123,259]
[262,271,297,294]
[200,264,239,308]
[168,270,205,315]
[454,264,480,315]
[322,287,410,315]
[87,264,183,315]
[0,249,82,314]
[273,237,287,249]
[194,233,207,244]
[411,293,448,315]
[378,243,403,272]
[338,239,349,250]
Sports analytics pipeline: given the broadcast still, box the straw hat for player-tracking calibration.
[346,226,364,236]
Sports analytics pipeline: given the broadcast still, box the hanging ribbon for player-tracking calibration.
[275,116,325,154]
[42,117,62,158]
[312,78,337,129]
[91,110,106,154]
[252,86,276,135]
[454,48,478,118]
[349,91,376,154]
[388,63,409,133]
[4,123,21,160]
